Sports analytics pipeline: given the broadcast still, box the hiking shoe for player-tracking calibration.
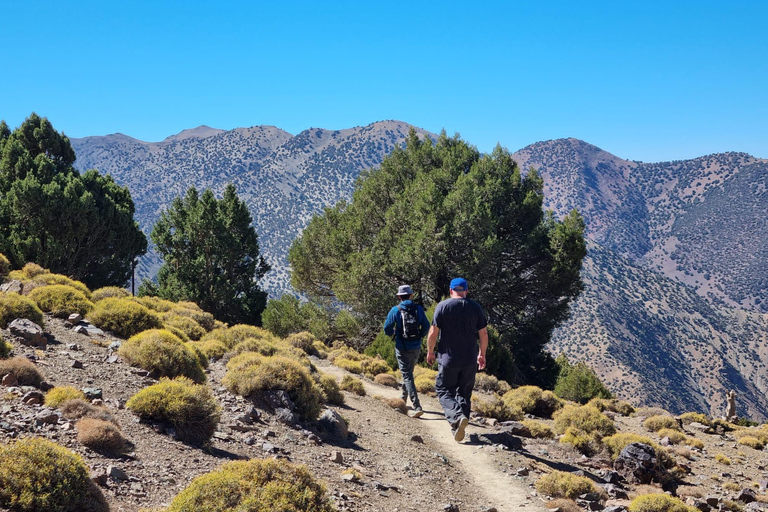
[409,407,424,418]
[453,416,468,442]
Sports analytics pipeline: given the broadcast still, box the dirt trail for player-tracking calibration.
[318,361,548,512]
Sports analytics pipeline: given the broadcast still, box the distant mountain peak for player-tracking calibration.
[163,125,225,142]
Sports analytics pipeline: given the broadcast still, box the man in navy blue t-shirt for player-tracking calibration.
[384,284,430,417]
[427,277,488,442]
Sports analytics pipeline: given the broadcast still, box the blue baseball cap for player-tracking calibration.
[450,277,468,291]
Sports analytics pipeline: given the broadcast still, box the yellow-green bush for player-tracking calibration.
[535,470,603,499]
[335,357,363,374]
[679,412,711,426]
[360,357,391,378]
[9,262,47,280]
[340,375,366,396]
[126,377,221,445]
[644,415,680,432]
[285,331,317,354]
[28,273,92,300]
[715,453,732,465]
[503,386,562,418]
[0,291,45,328]
[414,373,436,393]
[76,418,126,453]
[164,324,190,342]
[165,458,335,512]
[229,337,279,358]
[474,372,512,394]
[0,437,105,512]
[657,428,687,444]
[162,312,206,341]
[0,337,11,359]
[222,354,323,420]
[185,342,209,369]
[316,373,344,405]
[187,339,228,361]
[561,427,599,455]
[523,419,555,439]
[629,493,698,512]
[119,329,206,383]
[199,324,271,350]
[685,437,705,450]
[88,297,162,338]
[553,405,615,437]
[312,340,328,359]
[472,394,523,421]
[328,346,366,363]
[0,253,9,278]
[168,306,215,333]
[92,286,130,301]
[603,433,657,459]
[133,296,177,312]
[28,285,94,318]
[587,397,635,416]
[374,373,399,388]
[45,386,86,408]
[0,356,44,387]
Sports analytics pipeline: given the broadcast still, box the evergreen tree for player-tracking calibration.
[0,113,147,288]
[151,184,270,325]
[289,130,586,385]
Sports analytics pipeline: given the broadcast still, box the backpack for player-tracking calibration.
[398,303,422,341]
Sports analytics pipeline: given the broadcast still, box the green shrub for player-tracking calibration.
[88,297,163,338]
[360,356,391,378]
[561,427,600,455]
[0,337,11,359]
[335,357,363,374]
[340,375,366,396]
[162,312,206,341]
[629,493,698,512]
[223,354,323,420]
[187,339,228,361]
[133,296,178,312]
[715,453,732,465]
[0,291,45,328]
[126,377,221,445]
[201,324,272,350]
[644,415,680,432]
[0,438,106,512]
[523,419,555,439]
[535,470,603,499]
[45,386,86,408]
[285,331,318,354]
[29,273,92,300]
[553,405,615,437]
[587,397,634,416]
[328,346,366,363]
[503,386,562,418]
[0,253,10,278]
[185,342,209,369]
[414,372,436,393]
[170,304,215,332]
[554,355,612,404]
[678,412,711,426]
[76,418,126,453]
[166,458,335,512]
[474,372,512,394]
[316,373,345,405]
[657,428,687,444]
[119,329,206,383]
[229,337,279,358]
[91,286,130,301]
[164,324,191,342]
[10,262,47,280]
[28,285,94,318]
[363,331,397,369]
[472,394,522,421]
[0,356,44,387]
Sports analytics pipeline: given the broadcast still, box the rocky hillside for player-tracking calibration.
[71,121,433,292]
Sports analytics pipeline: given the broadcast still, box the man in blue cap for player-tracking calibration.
[384,284,430,417]
[427,277,488,441]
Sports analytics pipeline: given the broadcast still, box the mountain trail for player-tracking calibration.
[317,361,547,512]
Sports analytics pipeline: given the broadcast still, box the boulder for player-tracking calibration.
[737,488,757,504]
[9,319,46,348]
[613,443,668,485]
[318,409,348,440]
[68,313,83,323]
[0,280,23,294]
[498,421,531,437]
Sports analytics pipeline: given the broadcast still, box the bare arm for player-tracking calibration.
[477,327,488,370]
[426,325,439,365]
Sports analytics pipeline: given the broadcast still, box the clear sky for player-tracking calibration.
[1,1,766,162]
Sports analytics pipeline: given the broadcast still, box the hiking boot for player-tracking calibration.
[409,407,423,418]
[453,416,468,442]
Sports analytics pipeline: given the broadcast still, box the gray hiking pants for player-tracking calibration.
[435,363,477,428]
[396,347,421,409]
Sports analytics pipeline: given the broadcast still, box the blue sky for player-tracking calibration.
[1,1,766,162]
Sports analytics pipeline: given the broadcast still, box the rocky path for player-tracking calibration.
[317,361,548,512]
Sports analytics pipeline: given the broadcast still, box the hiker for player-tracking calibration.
[427,277,488,442]
[384,284,430,418]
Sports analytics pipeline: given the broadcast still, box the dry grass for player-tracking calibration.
[76,418,126,453]
[383,397,408,414]
[374,373,399,388]
[59,399,117,424]
[715,453,732,465]
[0,356,44,387]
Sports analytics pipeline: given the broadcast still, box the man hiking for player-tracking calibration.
[427,277,488,441]
[384,284,430,418]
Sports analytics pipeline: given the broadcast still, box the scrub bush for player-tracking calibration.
[602,433,676,468]
[0,337,11,359]
[201,324,271,350]
[0,356,44,387]
[335,357,363,374]
[88,297,162,338]
[28,273,92,300]
[133,296,177,312]
[0,437,107,512]
[474,372,512,394]
[374,373,399,388]
[185,342,209,369]
[587,397,635,416]
[360,357,391,377]
[535,470,604,499]
[384,397,407,414]
[91,286,130,301]
[657,428,687,444]
[9,262,47,279]
[45,386,86,407]
[363,331,397,369]
[162,312,206,341]
[628,493,697,512]
[59,399,117,424]
[223,354,323,420]
[644,415,680,432]
[316,373,345,405]
[166,458,335,512]
[76,418,127,453]
[472,394,523,421]
[169,305,215,332]
[187,338,228,361]
[715,453,731,465]
[119,329,206,383]
[229,337,279,358]
[679,412,711,426]
[523,419,555,439]
[503,386,562,418]
[0,291,45,328]
[28,285,94,318]
[553,405,615,437]
[285,331,317,354]
[126,377,221,445]
[340,375,366,396]
[0,253,9,278]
